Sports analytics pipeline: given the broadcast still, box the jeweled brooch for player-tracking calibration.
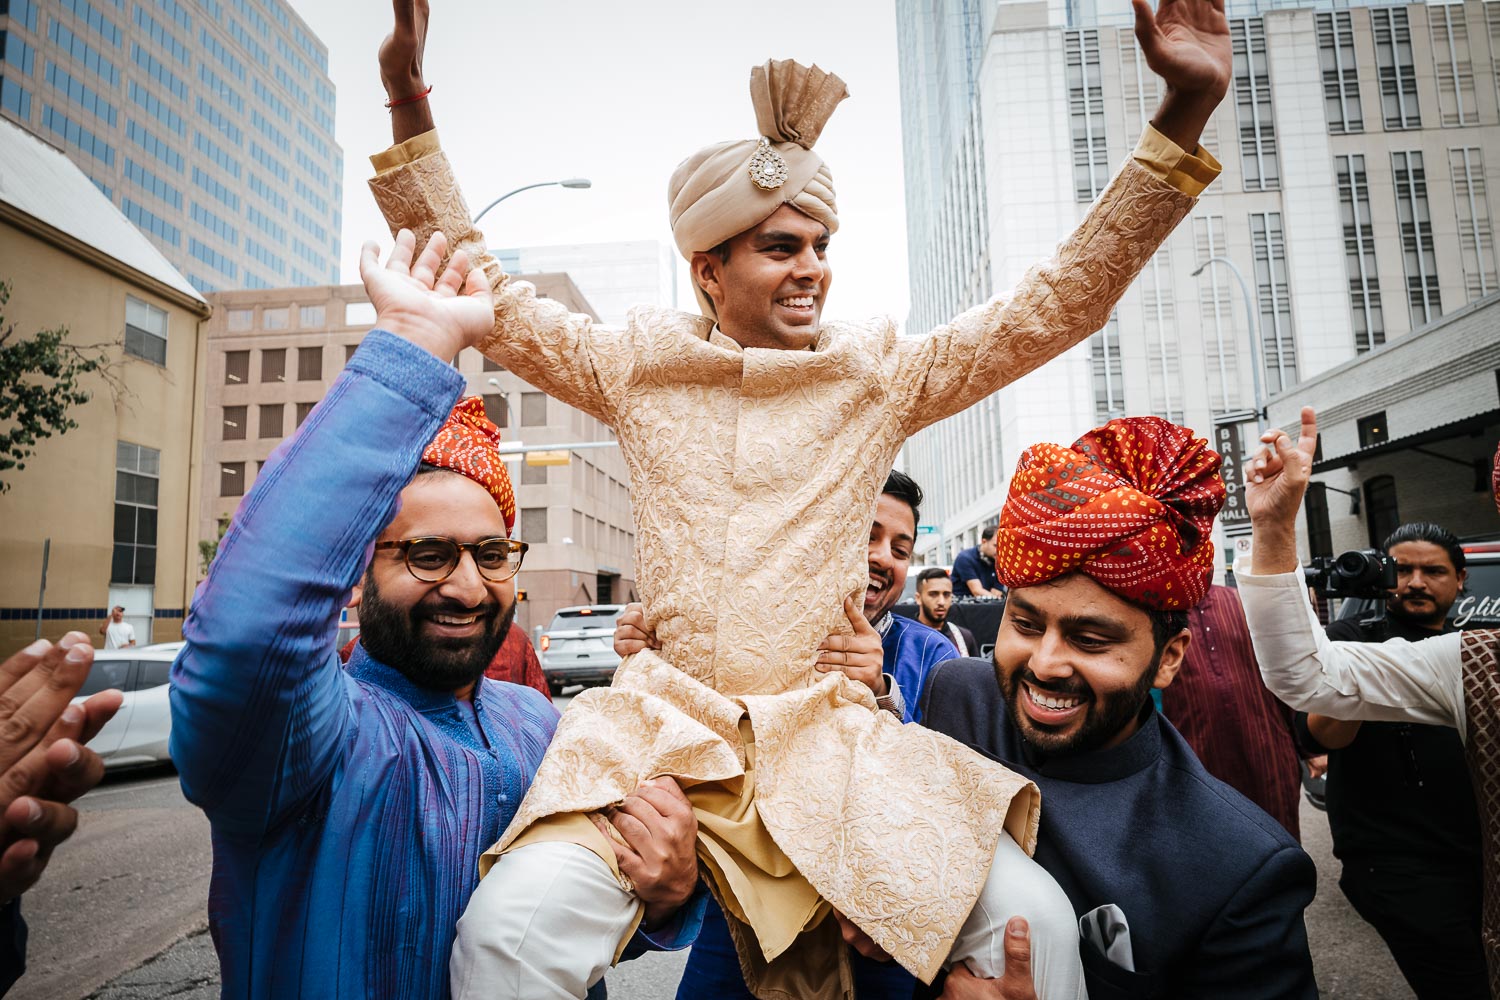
[747,137,788,191]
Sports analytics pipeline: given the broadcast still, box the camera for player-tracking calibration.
[1304,549,1397,600]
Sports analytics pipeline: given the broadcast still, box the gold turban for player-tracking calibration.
[668,59,848,318]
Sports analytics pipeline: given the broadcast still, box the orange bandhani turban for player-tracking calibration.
[995,417,1226,610]
[421,397,516,535]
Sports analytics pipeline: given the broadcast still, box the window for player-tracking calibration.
[222,405,246,440]
[299,305,325,327]
[521,392,547,426]
[227,310,252,332]
[1089,313,1123,423]
[1065,29,1108,202]
[1231,18,1279,191]
[113,442,159,584]
[1316,12,1361,134]
[0,78,31,121]
[1372,8,1420,129]
[345,342,360,362]
[124,295,167,365]
[521,462,548,486]
[1450,147,1496,301]
[122,198,180,247]
[258,403,282,439]
[1430,3,1477,127]
[1357,412,1389,448]
[77,658,133,698]
[1364,475,1400,549]
[476,394,509,430]
[520,507,547,543]
[260,348,286,383]
[224,349,249,383]
[262,307,288,330]
[1392,151,1442,327]
[44,105,114,166]
[220,461,244,497]
[295,401,315,427]
[136,658,171,690]
[297,346,321,381]
[1250,212,1297,394]
[1335,155,1384,353]
[483,355,504,372]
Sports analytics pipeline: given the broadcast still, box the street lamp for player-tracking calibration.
[472,178,592,225]
[1191,256,1267,433]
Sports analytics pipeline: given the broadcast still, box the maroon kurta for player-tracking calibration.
[1161,585,1305,839]
[484,625,550,698]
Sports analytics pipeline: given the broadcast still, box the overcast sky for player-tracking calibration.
[298,0,911,324]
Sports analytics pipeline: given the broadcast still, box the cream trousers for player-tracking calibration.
[450,836,1087,999]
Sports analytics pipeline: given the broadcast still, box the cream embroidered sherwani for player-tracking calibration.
[370,128,1217,991]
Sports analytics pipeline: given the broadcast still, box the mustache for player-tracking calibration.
[412,597,500,620]
[1016,668,1090,699]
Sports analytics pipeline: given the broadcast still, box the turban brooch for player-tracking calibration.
[422,396,516,535]
[995,417,1226,610]
[668,59,848,319]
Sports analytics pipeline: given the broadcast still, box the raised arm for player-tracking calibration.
[170,233,488,837]
[891,0,1228,435]
[368,0,631,424]
[1238,408,1466,735]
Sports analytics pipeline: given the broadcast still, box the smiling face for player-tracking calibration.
[1385,540,1465,629]
[994,574,1189,755]
[354,471,515,694]
[864,492,916,624]
[691,204,832,351]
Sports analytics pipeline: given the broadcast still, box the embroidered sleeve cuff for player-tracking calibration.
[876,673,906,720]
[370,129,443,175]
[1132,123,1221,197]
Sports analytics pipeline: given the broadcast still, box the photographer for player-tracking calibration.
[1298,523,1484,1000]
[1237,408,1499,997]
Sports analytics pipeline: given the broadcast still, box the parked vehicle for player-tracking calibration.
[73,646,176,769]
[538,605,625,696]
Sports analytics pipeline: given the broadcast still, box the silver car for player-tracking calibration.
[538,605,624,696]
[72,645,176,769]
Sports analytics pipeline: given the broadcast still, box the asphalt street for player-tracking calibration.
[13,691,1417,999]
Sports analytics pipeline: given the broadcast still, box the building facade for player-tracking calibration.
[200,274,636,644]
[0,119,210,651]
[0,0,342,295]
[898,0,1500,565]
[1265,292,1499,559]
[493,240,679,324]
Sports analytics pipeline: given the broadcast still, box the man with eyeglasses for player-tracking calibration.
[169,231,702,999]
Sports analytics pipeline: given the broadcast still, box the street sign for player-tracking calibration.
[917,525,938,535]
[525,450,571,466]
[1215,422,1250,527]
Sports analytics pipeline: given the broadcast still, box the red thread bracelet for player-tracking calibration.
[385,85,433,110]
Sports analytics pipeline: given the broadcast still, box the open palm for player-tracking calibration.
[359,229,494,361]
[1133,0,1233,97]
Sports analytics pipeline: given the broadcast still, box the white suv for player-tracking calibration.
[72,645,176,769]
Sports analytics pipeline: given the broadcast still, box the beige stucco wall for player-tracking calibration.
[0,222,206,651]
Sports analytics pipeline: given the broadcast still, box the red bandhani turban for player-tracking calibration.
[995,417,1226,610]
[421,396,516,535]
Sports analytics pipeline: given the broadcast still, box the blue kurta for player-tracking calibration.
[883,612,957,724]
[169,331,693,999]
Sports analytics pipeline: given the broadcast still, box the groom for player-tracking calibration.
[371,2,1232,996]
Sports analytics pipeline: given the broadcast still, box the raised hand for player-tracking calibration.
[815,597,886,697]
[1133,0,1231,151]
[379,0,434,141]
[1246,406,1318,529]
[359,229,494,361]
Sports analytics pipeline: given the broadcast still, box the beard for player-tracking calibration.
[1002,650,1161,757]
[357,572,514,692]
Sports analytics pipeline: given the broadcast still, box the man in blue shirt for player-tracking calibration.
[171,231,700,999]
[952,526,1006,598]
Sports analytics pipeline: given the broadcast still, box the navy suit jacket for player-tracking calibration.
[919,658,1317,1000]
